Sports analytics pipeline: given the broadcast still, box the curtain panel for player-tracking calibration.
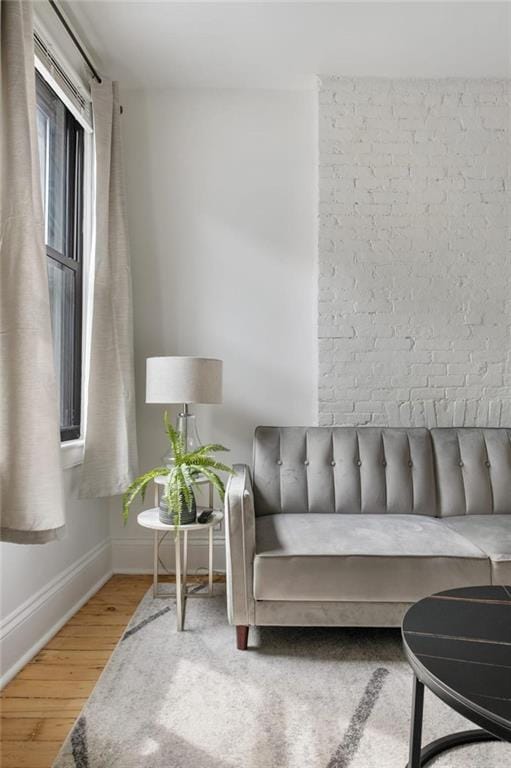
[0,0,65,543]
[79,80,138,497]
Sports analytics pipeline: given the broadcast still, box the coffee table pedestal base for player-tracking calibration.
[406,676,500,768]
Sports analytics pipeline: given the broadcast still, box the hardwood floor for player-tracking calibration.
[1,575,162,768]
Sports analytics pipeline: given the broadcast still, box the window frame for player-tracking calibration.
[35,67,90,445]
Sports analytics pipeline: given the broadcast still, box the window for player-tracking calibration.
[36,72,84,441]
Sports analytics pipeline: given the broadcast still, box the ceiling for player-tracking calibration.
[63,1,511,90]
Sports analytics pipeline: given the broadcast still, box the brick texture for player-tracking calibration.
[318,76,511,427]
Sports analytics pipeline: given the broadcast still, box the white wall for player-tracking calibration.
[318,76,511,428]
[0,466,111,686]
[112,87,317,571]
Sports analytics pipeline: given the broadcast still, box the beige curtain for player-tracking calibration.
[0,0,65,543]
[79,80,138,497]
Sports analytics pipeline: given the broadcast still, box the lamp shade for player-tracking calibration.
[146,357,223,405]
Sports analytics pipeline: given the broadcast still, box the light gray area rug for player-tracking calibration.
[53,591,510,768]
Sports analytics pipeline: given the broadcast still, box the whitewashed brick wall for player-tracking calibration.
[318,76,511,427]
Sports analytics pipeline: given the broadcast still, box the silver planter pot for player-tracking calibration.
[159,492,197,526]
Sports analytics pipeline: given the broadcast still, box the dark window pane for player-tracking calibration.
[48,259,77,430]
[35,72,84,441]
[36,76,66,254]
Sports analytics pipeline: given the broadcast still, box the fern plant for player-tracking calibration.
[122,413,232,526]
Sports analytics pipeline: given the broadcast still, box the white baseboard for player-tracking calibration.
[0,539,112,689]
[112,536,226,574]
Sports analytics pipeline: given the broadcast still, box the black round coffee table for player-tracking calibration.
[402,585,511,767]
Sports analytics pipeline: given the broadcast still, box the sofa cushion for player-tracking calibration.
[253,427,437,517]
[254,514,490,603]
[431,428,511,517]
[443,515,511,585]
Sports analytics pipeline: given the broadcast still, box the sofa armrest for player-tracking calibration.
[225,463,256,626]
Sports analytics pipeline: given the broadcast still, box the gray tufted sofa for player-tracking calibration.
[225,426,511,649]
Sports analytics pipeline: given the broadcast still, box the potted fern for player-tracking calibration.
[122,413,232,526]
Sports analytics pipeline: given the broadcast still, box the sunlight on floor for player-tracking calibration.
[140,736,160,756]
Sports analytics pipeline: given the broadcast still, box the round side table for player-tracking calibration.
[402,585,511,767]
[137,507,223,631]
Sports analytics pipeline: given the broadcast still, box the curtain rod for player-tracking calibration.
[48,0,102,84]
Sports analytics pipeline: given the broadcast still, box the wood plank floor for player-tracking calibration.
[1,573,210,768]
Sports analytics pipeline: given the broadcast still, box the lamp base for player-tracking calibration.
[162,407,202,466]
[176,410,201,454]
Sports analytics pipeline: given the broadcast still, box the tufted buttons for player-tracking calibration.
[331,460,336,467]
[485,460,491,468]
[459,460,464,467]
[304,460,309,466]
[277,459,283,466]
[408,460,413,468]
[356,459,362,467]
[382,460,387,467]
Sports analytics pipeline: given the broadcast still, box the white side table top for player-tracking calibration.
[137,508,223,532]
[154,474,211,486]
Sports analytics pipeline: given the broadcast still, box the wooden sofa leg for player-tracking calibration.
[236,625,249,650]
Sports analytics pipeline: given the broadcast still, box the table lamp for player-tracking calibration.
[146,356,223,462]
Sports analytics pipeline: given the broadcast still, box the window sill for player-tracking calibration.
[61,439,84,470]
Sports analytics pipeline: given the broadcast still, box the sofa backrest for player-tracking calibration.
[431,428,511,517]
[253,426,436,516]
